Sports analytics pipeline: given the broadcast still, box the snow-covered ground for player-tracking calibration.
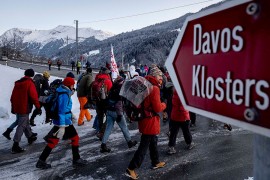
[0,64,139,179]
[0,64,89,138]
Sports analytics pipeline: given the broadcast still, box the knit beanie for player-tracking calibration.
[43,71,50,79]
[66,72,75,78]
[63,77,75,87]
[24,69,35,77]
[149,65,163,76]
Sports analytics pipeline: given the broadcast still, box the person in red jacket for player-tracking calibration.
[125,65,166,180]
[94,67,113,140]
[167,89,194,155]
[10,69,41,153]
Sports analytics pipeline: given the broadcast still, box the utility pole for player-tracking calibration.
[66,36,69,65]
[74,20,78,62]
[13,33,16,59]
[122,52,124,70]
[66,36,69,45]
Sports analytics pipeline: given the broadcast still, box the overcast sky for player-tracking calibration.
[1,0,222,35]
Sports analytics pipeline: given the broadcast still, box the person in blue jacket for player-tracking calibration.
[36,77,88,169]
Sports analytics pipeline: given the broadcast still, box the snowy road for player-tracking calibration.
[0,62,253,180]
[0,116,253,180]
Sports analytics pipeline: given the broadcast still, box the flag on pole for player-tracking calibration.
[110,44,119,81]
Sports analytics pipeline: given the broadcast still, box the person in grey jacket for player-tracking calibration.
[100,76,137,153]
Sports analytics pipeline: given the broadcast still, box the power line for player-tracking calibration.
[80,0,216,24]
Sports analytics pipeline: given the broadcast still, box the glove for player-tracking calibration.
[54,127,65,139]
[36,108,42,116]
[116,115,122,123]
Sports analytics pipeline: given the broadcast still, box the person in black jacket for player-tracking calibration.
[71,60,75,71]
[100,76,137,153]
[30,71,51,126]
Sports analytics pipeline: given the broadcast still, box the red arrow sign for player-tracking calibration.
[166,0,270,137]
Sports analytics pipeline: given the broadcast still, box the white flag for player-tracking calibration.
[110,45,119,81]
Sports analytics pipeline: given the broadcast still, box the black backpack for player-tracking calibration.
[49,79,62,93]
[45,79,65,120]
[33,74,44,96]
[123,99,146,121]
[46,91,69,120]
[105,79,123,111]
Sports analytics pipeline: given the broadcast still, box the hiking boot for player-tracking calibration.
[87,115,93,122]
[125,168,139,180]
[43,135,49,143]
[187,142,195,150]
[167,147,176,155]
[45,118,51,124]
[100,143,111,153]
[30,122,36,126]
[30,120,36,126]
[128,140,137,148]
[28,135,37,145]
[11,143,25,154]
[73,158,88,167]
[224,124,232,131]
[36,159,51,169]
[152,162,166,169]
[2,128,12,140]
[78,122,84,126]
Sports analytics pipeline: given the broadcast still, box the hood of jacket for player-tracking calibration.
[95,73,110,81]
[57,85,72,96]
[145,75,160,87]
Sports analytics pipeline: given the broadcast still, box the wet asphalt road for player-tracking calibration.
[0,59,99,80]
[0,60,254,180]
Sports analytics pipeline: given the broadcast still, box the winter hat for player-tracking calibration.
[24,68,35,77]
[43,71,50,79]
[149,64,163,77]
[66,72,75,78]
[63,77,75,87]
[101,67,111,74]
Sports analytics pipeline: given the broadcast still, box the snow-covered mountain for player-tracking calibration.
[0,25,114,45]
[0,26,114,58]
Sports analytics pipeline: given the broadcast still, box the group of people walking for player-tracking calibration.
[2,63,204,179]
[47,59,92,76]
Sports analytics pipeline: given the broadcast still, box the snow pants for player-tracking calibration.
[39,125,80,162]
[168,120,192,147]
[128,134,159,170]
[78,97,91,125]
